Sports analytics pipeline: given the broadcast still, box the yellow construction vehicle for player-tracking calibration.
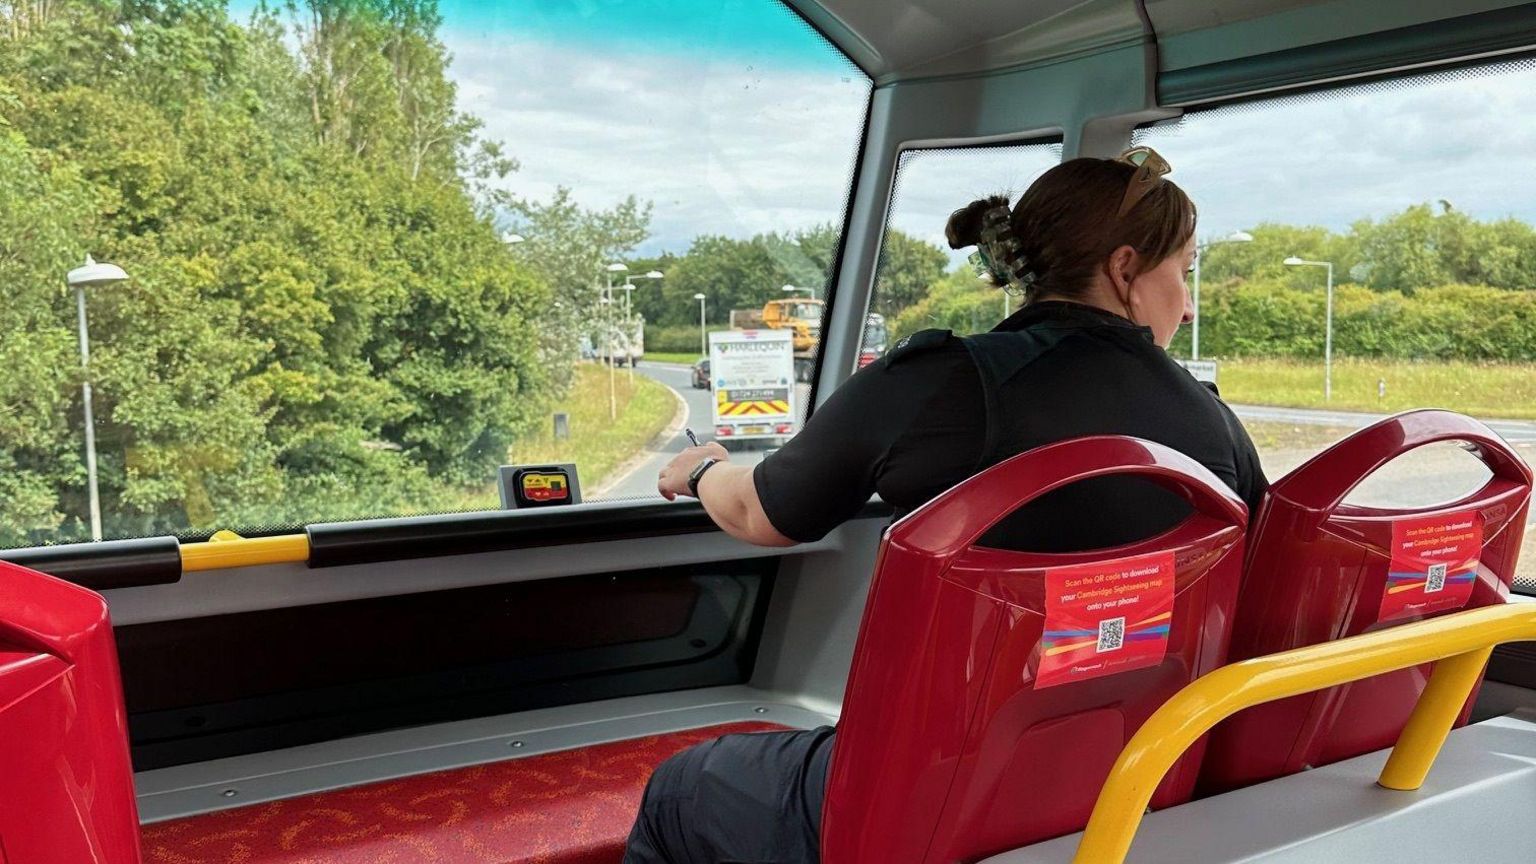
[730,298,823,381]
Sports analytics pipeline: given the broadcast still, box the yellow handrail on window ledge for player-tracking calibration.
[179,530,309,572]
[1072,603,1536,864]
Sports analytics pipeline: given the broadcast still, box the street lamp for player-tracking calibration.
[620,269,664,320]
[1191,230,1253,360]
[66,254,129,541]
[1284,256,1335,401]
[615,270,660,383]
[598,263,630,386]
[694,293,708,358]
[604,262,628,303]
[782,284,815,300]
[502,231,525,245]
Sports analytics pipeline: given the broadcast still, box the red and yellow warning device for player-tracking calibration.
[519,471,570,503]
[498,463,582,509]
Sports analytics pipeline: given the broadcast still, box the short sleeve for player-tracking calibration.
[752,334,965,543]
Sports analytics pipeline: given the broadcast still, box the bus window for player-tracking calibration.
[1134,57,1536,594]
[0,0,870,544]
[865,143,1062,360]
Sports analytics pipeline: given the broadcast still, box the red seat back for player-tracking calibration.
[1202,410,1532,793]
[0,560,142,864]
[821,436,1248,864]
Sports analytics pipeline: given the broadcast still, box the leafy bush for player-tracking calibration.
[1195,280,1536,362]
[645,324,706,354]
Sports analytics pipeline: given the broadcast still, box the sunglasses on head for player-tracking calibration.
[1114,145,1172,220]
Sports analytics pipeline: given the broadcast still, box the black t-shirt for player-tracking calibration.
[752,301,1267,549]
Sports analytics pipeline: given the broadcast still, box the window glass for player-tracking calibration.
[0,0,869,545]
[1135,58,1536,592]
[863,143,1062,359]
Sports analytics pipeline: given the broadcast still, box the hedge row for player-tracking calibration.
[1176,281,1536,361]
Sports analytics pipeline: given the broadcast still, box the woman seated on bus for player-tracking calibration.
[627,147,1267,864]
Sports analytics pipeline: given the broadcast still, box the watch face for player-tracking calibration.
[688,458,717,494]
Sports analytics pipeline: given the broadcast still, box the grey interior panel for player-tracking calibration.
[136,685,834,824]
[1152,0,1530,73]
[783,1,1533,87]
[987,713,1536,863]
[751,518,885,714]
[101,514,881,626]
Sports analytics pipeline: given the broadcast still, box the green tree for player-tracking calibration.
[0,0,556,543]
[890,269,1005,341]
[505,186,652,388]
[0,129,97,542]
[870,229,947,319]
[661,234,790,327]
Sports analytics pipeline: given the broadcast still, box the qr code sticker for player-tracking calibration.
[1096,617,1125,653]
[1425,563,1448,594]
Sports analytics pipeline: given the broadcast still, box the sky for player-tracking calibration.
[1134,58,1536,241]
[436,0,870,257]
[229,3,1536,261]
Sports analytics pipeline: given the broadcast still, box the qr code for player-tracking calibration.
[1425,563,1448,594]
[1096,617,1126,653]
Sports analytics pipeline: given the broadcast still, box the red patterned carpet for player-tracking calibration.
[141,721,786,864]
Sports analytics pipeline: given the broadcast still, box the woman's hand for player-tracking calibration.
[657,442,730,501]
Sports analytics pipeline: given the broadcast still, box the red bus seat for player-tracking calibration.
[0,560,142,864]
[1202,410,1532,793]
[141,721,784,864]
[821,436,1249,864]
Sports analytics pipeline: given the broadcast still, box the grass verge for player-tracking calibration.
[1212,357,1536,420]
[1237,420,1355,453]
[644,352,703,366]
[510,362,678,490]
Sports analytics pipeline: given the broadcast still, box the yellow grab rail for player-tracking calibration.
[1073,603,1536,863]
[179,530,309,572]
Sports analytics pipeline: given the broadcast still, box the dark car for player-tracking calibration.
[691,358,710,389]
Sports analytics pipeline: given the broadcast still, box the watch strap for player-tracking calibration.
[687,458,719,497]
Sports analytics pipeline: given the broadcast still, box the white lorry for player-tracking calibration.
[708,329,797,446]
[592,316,645,366]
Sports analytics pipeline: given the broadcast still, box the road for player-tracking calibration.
[1229,404,1536,445]
[598,363,1534,583]
[595,363,810,502]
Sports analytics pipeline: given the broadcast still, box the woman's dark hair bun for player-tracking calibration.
[945,194,1011,250]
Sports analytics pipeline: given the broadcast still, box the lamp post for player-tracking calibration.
[782,284,815,300]
[600,263,628,392]
[617,270,660,381]
[1284,256,1335,401]
[604,262,628,303]
[694,293,708,359]
[1191,230,1253,360]
[66,255,129,541]
[599,296,617,419]
[502,231,525,246]
[616,270,660,384]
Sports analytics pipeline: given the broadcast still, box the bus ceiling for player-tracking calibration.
[789,0,1536,103]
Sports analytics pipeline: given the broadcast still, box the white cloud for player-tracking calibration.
[443,28,1536,266]
[1138,60,1536,238]
[447,34,870,254]
[882,60,1536,269]
[886,144,1063,263]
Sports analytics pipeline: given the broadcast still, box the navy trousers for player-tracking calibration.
[623,726,836,864]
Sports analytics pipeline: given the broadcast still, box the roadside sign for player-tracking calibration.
[1178,359,1218,385]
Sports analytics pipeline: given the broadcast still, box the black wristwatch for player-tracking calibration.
[687,458,719,498]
